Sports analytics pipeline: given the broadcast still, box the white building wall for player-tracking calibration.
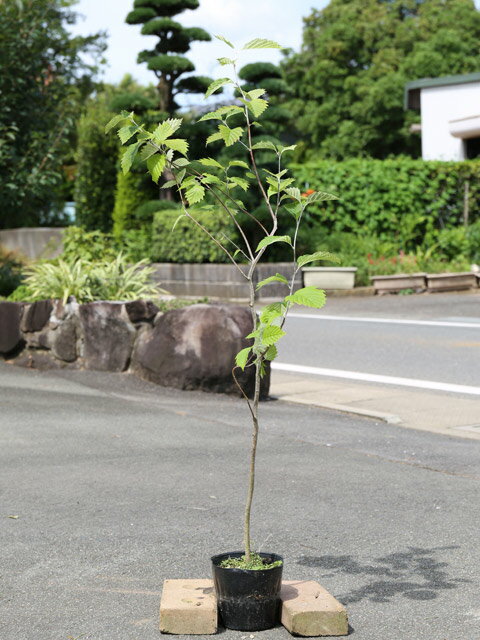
[420,82,480,160]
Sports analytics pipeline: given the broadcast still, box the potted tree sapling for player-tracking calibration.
[107,35,339,632]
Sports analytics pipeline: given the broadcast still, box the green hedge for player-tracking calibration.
[74,99,119,232]
[291,158,480,250]
[151,207,237,263]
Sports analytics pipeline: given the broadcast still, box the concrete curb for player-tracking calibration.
[272,394,402,425]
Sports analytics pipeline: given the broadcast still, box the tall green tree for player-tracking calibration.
[126,0,213,113]
[0,0,106,228]
[283,0,480,159]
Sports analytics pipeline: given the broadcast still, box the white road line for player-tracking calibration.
[271,362,480,397]
[287,313,480,329]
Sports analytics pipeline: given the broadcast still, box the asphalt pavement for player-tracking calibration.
[278,291,480,387]
[1,362,480,640]
[270,291,480,436]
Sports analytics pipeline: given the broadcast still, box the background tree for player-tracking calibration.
[126,0,213,113]
[283,0,480,159]
[0,0,106,228]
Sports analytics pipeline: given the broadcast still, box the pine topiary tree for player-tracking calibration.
[238,62,290,141]
[126,0,213,113]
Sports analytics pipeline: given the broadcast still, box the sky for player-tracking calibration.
[70,0,329,106]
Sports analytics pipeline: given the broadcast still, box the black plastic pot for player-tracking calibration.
[211,551,283,631]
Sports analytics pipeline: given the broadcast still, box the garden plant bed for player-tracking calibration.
[426,271,478,292]
[302,266,357,290]
[371,272,427,294]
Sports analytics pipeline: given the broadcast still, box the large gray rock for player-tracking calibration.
[78,302,135,372]
[131,303,270,397]
[20,300,53,333]
[125,299,159,324]
[0,302,25,356]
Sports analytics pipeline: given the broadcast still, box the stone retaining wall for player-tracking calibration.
[0,227,64,260]
[0,300,268,398]
[151,262,302,300]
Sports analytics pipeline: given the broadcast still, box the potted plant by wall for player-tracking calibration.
[107,35,339,632]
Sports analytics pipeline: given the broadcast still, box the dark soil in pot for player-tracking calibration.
[211,551,283,631]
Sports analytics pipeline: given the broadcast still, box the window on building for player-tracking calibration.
[464,137,480,159]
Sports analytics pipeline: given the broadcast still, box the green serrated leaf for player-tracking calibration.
[138,143,158,162]
[219,125,243,147]
[228,160,249,170]
[198,157,224,169]
[161,179,177,189]
[297,252,341,268]
[206,131,223,145]
[172,157,190,168]
[243,38,282,50]
[205,77,233,99]
[256,273,289,290]
[105,113,127,134]
[247,98,268,118]
[284,187,301,201]
[215,34,235,48]
[117,124,139,144]
[147,154,166,184]
[260,302,284,324]
[256,235,292,252]
[235,347,251,370]
[185,182,205,205]
[201,172,223,185]
[279,177,295,191]
[121,141,142,174]
[252,140,277,152]
[264,344,277,361]
[284,203,303,220]
[152,118,183,144]
[262,325,286,346]
[247,88,266,99]
[305,190,340,204]
[278,144,297,154]
[176,168,186,185]
[246,171,256,179]
[285,286,326,309]
[228,176,249,191]
[164,138,188,156]
[218,57,236,65]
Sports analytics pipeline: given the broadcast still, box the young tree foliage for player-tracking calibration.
[107,35,340,563]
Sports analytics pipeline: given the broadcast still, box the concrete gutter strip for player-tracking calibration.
[272,394,402,425]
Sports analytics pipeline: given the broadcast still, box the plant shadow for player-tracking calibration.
[297,545,470,604]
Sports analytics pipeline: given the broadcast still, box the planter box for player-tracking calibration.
[426,272,478,292]
[302,267,357,290]
[371,273,427,294]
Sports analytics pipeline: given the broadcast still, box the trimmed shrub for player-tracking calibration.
[74,99,119,232]
[133,199,181,225]
[112,164,158,235]
[151,207,238,263]
[291,158,480,250]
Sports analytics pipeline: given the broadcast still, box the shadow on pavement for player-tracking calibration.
[297,545,470,604]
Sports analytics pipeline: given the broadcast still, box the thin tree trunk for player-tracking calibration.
[243,277,262,562]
